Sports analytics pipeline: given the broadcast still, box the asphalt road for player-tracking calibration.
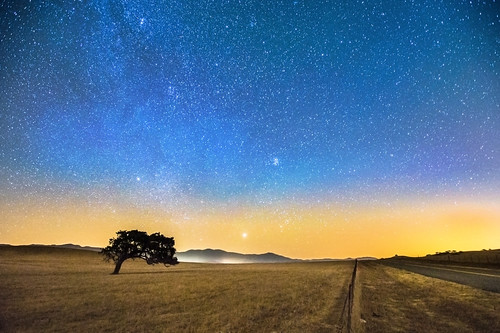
[383,260,500,293]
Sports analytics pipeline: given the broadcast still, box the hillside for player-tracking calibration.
[176,249,297,264]
[0,244,376,263]
[422,249,500,265]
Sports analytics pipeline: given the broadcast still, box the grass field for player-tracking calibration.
[2,247,500,332]
[359,262,500,333]
[0,246,353,332]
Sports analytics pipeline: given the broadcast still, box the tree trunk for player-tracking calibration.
[112,258,125,274]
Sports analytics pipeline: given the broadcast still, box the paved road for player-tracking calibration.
[383,260,500,293]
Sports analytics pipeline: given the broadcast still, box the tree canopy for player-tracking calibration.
[101,230,178,274]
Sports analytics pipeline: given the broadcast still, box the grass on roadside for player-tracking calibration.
[359,261,500,333]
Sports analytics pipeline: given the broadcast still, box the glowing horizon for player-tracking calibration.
[2,190,499,259]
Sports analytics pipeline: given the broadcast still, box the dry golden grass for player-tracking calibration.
[0,246,353,332]
[358,261,500,333]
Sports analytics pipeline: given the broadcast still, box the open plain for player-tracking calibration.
[1,246,500,332]
[0,246,352,332]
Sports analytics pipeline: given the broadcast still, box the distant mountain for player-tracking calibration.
[0,243,377,262]
[356,257,378,261]
[176,249,297,264]
[304,256,377,262]
[54,244,102,252]
[26,243,103,252]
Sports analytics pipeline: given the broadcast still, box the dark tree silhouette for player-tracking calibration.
[101,230,178,274]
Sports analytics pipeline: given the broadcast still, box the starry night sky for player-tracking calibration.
[1,0,499,258]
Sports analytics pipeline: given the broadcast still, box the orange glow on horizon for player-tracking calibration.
[1,195,499,259]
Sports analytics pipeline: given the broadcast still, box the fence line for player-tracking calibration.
[337,259,358,333]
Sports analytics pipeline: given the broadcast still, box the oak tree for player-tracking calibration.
[101,230,178,274]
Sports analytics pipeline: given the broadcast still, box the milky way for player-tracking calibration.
[1,1,499,256]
